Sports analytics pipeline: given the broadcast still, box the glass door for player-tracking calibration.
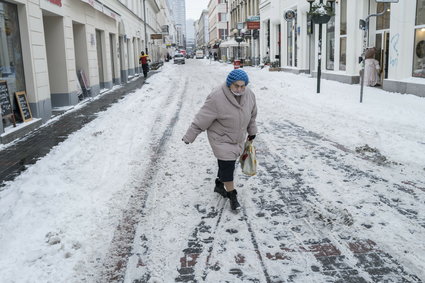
[375,31,390,81]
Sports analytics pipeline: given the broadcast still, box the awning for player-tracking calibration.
[219,39,249,48]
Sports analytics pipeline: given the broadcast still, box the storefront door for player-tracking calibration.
[375,31,390,80]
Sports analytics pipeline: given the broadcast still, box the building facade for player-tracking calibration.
[228,0,260,64]
[260,0,425,97]
[0,0,172,142]
[208,0,229,57]
[195,10,209,54]
[169,0,186,49]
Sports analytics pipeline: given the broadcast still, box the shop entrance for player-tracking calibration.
[73,22,90,97]
[95,29,106,90]
[109,34,117,85]
[375,31,390,80]
[43,12,69,107]
[119,36,126,83]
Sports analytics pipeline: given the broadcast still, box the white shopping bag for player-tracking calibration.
[240,140,257,176]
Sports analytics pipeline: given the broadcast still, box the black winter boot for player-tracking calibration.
[214,178,228,198]
[227,190,241,211]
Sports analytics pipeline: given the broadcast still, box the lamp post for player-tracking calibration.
[234,28,246,60]
[306,0,335,94]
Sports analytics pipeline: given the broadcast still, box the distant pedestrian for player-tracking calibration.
[182,69,258,211]
[139,51,149,78]
[364,48,381,87]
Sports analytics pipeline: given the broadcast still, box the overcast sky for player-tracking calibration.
[185,0,209,20]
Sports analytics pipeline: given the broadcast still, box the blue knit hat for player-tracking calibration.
[226,69,249,87]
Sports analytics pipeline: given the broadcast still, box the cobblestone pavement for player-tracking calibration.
[0,76,146,188]
[172,121,423,282]
[90,69,424,282]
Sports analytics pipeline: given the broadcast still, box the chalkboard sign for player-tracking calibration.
[0,80,13,117]
[15,91,32,122]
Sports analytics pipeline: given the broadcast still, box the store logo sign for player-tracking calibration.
[48,0,62,7]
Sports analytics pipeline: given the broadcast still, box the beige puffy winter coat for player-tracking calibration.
[183,83,257,160]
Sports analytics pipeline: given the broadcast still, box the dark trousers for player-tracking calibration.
[217,160,236,182]
[142,64,149,78]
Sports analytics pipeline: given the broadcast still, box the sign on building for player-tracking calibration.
[150,34,163,40]
[161,25,169,34]
[247,21,260,30]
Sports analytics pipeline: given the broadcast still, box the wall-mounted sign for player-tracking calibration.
[284,9,296,22]
[247,21,260,30]
[161,25,169,34]
[48,0,62,7]
[247,16,260,22]
[90,34,95,46]
[150,34,163,40]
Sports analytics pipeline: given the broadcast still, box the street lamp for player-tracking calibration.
[234,28,246,60]
[307,0,335,93]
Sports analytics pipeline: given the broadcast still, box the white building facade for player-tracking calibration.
[208,0,229,57]
[260,0,425,97]
[0,0,172,140]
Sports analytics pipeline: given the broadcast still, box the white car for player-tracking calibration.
[174,54,185,64]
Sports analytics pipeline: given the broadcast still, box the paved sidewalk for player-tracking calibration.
[0,75,147,187]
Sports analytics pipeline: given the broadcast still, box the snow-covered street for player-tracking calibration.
[0,59,424,282]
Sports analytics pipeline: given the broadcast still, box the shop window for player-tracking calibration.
[339,0,346,71]
[412,0,425,78]
[340,0,347,35]
[287,22,293,66]
[0,1,26,124]
[376,3,390,30]
[416,0,425,25]
[413,0,425,78]
[326,17,335,70]
[339,37,346,71]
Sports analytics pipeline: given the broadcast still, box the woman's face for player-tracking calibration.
[230,80,246,94]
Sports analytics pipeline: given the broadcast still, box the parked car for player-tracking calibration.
[174,53,185,64]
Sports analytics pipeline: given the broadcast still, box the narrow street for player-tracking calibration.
[0,60,424,282]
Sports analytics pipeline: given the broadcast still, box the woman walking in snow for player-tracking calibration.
[182,69,258,211]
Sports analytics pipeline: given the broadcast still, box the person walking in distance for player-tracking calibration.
[182,69,258,211]
[139,51,149,78]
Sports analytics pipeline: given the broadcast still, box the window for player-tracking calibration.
[413,0,425,78]
[340,0,347,35]
[219,28,228,40]
[287,22,293,66]
[376,3,390,30]
[339,0,347,71]
[219,13,227,22]
[0,1,26,122]
[339,38,346,71]
[326,17,335,70]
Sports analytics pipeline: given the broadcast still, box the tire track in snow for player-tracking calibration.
[99,77,189,282]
